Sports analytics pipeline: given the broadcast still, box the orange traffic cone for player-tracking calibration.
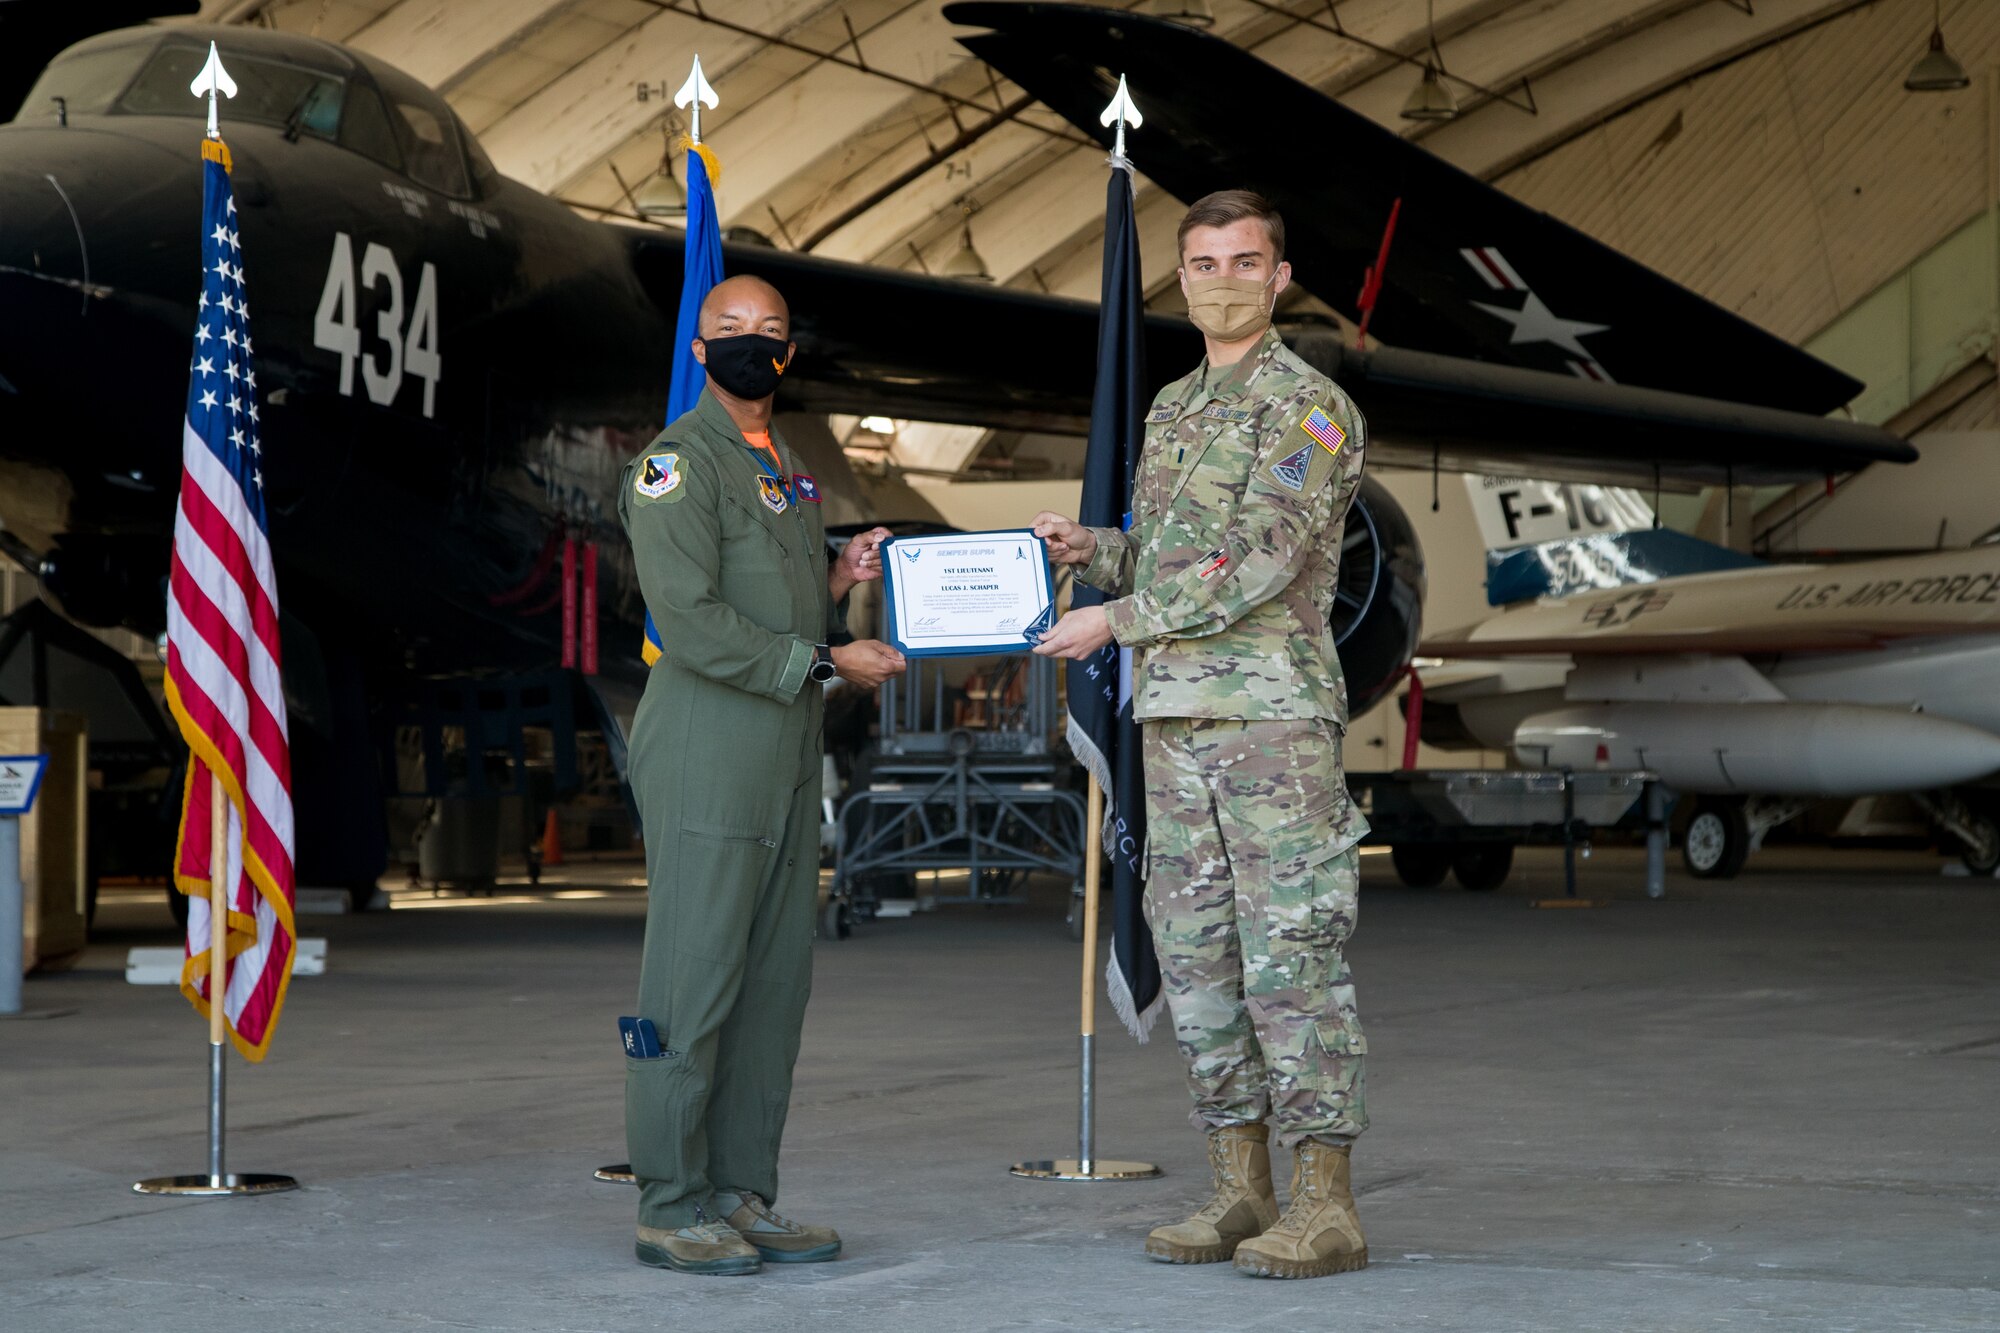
[541,808,564,867]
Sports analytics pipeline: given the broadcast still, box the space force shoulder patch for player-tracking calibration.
[634,451,685,504]
[1263,401,1345,494]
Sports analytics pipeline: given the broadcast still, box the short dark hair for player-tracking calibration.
[1177,190,1285,264]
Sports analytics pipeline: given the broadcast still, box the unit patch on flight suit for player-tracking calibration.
[793,474,822,503]
[757,475,789,514]
[634,452,684,504]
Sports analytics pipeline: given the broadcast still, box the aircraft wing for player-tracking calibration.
[947,3,1864,416]
[1421,548,2000,657]
[626,236,1912,486]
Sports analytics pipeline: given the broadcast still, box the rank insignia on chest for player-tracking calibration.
[1202,404,1252,422]
[1269,443,1315,493]
[793,474,822,503]
[1146,405,1179,423]
[757,475,789,513]
[1301,404,1346,455]
[635,451,682,499]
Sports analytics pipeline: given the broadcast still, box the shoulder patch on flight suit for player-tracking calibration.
[633,451,685,505]
[1263,401,1343,495]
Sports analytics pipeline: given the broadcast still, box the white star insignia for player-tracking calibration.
[227,394,241,415]
[212,257,231,281]
[1471,290,1610,361]
[194,323,213,344]
[211,224,230,246]
[247,404,259,423]
[223,361,240,382]
[252,468,262,489]
[229,427,244,447]
[242,336,253,355]
[195,356,215,377]
[227,229,240,250]
[225,197,235,216]
[238,301,249,320]
[197,291,209,311]
[219,293,235,315]
[245,370,256,389]
[222,327,238,347]
[250,436,261,455]
[197,389,218,410]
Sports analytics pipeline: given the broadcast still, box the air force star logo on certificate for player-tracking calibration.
[634,452,682,503]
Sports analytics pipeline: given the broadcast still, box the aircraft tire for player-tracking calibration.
[1955,814,2000,876]
[1682,799,1749,880]
[1452,843,1514,892]
[820,897,852,941]
[1390,843,1453,888]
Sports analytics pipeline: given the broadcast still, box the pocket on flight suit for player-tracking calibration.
[625,1050,699,1190]
[671,820,781,964]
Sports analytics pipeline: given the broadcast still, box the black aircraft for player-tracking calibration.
[0,21,1908,894]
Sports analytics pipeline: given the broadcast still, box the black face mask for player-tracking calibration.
[699,333,792,400]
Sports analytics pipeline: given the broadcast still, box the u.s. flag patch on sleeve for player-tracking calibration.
[1301,405,1345,456]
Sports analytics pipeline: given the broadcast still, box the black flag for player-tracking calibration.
[1067,159,1161,1040]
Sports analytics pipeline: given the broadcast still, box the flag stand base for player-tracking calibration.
[595,1164,636,1184]
[1009,1159,1160,1181]
[133,1173,298,1196]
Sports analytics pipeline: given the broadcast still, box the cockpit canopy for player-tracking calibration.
[16,24,497,199]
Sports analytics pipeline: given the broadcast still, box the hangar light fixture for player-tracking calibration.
[634,127,686,219]
[1905,2,1971,93]
[1147,0,1215,27]
[1401,64,1459,122]
[942,201,994,282]
[1401,1,1460,123]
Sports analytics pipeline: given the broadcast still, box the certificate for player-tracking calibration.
[880,529,1057,657]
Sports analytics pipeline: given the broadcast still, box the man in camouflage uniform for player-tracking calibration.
[1033,191,1370,1280]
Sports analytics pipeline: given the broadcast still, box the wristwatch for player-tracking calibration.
[808,643,838,684]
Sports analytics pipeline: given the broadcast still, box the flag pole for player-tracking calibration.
[207,773,228,1185]
[1010,72,1159,1184]
[1011,775,1156,1180]
[134,47,297,1198]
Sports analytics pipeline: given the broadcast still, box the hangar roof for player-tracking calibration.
[184,0,1884,308]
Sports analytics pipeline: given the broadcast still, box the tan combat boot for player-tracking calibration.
[1233,1139,1368,1278]
[634,1219,761,1276]
[715,1189,842,1263]
[1144,1123,1280,1263]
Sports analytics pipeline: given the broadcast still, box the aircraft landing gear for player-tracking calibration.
[1911,789,2000,876]
[1683,797,1749,879]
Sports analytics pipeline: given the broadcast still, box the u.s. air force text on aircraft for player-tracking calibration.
[1776,572,2000,612]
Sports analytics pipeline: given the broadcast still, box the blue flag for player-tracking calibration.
[641,145,724,665]
[1067,162,1159,1040]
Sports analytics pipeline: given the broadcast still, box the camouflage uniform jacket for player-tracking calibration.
[1079,326,1367,725]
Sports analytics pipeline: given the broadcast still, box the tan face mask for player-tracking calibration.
[1184,273,1277,342]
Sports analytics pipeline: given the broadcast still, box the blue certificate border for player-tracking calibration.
[0,754,49,816]
[880,529,1056,658]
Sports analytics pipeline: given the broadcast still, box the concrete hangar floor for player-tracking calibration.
[5,847,1997,1333]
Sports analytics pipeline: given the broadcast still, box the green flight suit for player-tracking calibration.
[616,389,834,1230]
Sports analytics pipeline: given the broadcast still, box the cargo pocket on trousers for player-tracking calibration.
[673,822,781,962]
[1309,983,1369,1123]
[625,1052,696,1189]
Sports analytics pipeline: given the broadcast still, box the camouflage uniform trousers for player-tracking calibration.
[1141,715,1367,1148]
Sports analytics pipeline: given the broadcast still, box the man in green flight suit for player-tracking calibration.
[618,274,906,1276]
[1033,191,1372,1280]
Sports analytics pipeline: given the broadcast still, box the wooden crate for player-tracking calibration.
[0,708,88,973]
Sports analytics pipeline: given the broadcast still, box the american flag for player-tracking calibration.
[164,135,296,1062]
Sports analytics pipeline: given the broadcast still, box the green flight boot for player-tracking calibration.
[634,1219,762,1275]
[1233,1139,1368,1279]
[1144,1123,1279,1264]
[715,1189,842,1263]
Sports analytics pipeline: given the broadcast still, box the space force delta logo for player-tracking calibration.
[1269,445,1315,492]
[635,452,681,498]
